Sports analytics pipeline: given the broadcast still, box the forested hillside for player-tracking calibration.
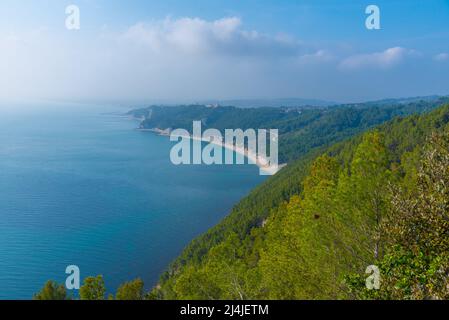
[129,97,449,163]
[150,104,449,300]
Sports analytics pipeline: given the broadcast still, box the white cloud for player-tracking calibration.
[339,47,417,70]
[434,53,449,62]
[296,50,334,65]
[120,17,303,58]
[0,16,330,103]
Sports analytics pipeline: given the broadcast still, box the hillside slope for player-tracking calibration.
[151,104,449,300]
[129,97,449,163]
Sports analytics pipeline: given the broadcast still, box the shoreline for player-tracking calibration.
[138,127,286,175]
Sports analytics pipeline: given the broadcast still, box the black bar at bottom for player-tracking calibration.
[0,300,446,318]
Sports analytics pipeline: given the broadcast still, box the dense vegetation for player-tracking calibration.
[34,276,146,300]
[36,99,449,300]
[150,103,449,299]
[129,97,449,163]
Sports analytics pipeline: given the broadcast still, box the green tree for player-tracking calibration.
[382,132,449,299]
[259,198,308,299]
[115,278,145,300]
[79,275,106,300]
[348,132,449,300]
[33,280,70,300]
[335,132,391,267]
[172,233,254,300]
[259,155,343,299]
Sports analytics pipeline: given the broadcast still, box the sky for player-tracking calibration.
[1,0,449,105]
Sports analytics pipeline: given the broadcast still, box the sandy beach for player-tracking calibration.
[140,127,285,175]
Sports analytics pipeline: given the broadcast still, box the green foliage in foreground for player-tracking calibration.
[115,278,145,300]
[79,275,106,300]
[33,281,71,300]
[347,132,449,299]
[34,277,146,301]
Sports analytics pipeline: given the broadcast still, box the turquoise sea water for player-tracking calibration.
[0,104,265,299]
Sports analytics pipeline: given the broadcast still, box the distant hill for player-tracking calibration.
[128,96,449,163]
[197,98,337,108]
[361,95,445,106]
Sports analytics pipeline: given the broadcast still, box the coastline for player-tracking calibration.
[138,127,286,175]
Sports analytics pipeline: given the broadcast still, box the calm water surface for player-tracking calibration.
[0,104,265,299]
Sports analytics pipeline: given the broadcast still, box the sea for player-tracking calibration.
[0,103,265,299]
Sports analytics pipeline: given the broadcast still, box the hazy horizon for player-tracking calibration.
[1,0,449,105]
[2,94,448,111]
